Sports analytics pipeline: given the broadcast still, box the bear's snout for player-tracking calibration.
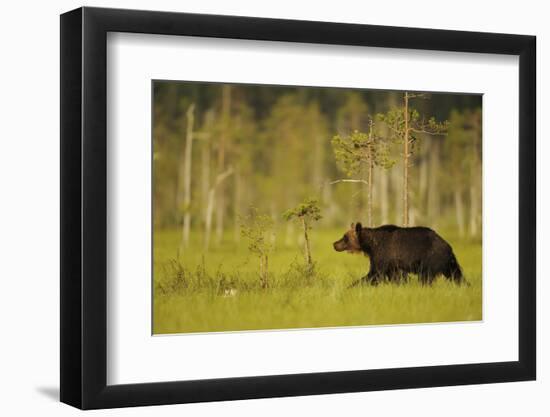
[333,239,346,252]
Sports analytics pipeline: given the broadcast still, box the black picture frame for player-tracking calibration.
[60,6,536,410]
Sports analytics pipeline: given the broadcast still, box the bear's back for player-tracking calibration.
[374,224,401,232]
[371,225,440,252]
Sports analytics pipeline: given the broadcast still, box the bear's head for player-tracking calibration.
[333,222,363,253]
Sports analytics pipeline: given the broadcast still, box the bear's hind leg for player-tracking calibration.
[443,266,467,285]
[419,271,436,286]
[442,255,467,285]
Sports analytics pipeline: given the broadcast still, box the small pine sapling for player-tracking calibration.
[239,207,275,288]
[282,198,322,271]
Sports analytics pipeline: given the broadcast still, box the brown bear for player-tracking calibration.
[333,223,464,286]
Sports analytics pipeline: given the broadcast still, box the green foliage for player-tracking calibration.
[378,106,449,155]
[283,198,323,268]
[239,207,274,258]
[282,198,322,227]
[332,125,394,178]
[378,108,404,144]
[426,115,450,133]
[239,207,275,287]
[332,130,369,176]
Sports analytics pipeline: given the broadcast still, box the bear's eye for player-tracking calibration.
[343,235,349,243]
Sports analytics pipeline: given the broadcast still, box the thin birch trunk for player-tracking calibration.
[200,111,214,216]
[204,167,234,251]
[201,139,210,217]
[427,137,441,225]
[402,92,410,227]
[469,183,479,236]
[379,168,389,224]
[366,119,374,227]
[215,85,231,245]
[454,187,465,237]
[368,155,373,227]
[181,104,195,249]
[351,104,361,224]
[469,119,481,237]
[233,167,242,243]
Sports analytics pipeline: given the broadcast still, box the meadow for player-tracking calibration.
[153,228,482,334]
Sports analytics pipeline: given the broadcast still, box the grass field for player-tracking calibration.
[153,228,482,334]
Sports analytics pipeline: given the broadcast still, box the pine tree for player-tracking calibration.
[379,92,449,226]
[331,118,394,227]
[282,198,322,268]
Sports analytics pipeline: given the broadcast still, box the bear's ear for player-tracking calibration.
[355,222,362,234]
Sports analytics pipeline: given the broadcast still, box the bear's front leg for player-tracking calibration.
[348,269,380,288]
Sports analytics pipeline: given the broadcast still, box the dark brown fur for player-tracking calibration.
[333,223,464,286]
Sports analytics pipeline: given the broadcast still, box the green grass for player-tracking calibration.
[153,228,482,334]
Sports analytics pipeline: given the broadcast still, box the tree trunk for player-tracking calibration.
[233,167,242,243]
[201,139,211,217]
[181,104,195,249]
[350,98,363,224]
[367,120,374,227]
[301,217,312,266]
[379,168,389,224]
[204,188,215,251]
[369,160,373,227]
[454,187,465,237]
[392,163,402,224]
[215,85,231,246]
[200,111,214,216]
[469,183,479,236]
[469,120,481,237]
[402,92,410,226]
[427,137,441,225]
[204,168,234,251]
